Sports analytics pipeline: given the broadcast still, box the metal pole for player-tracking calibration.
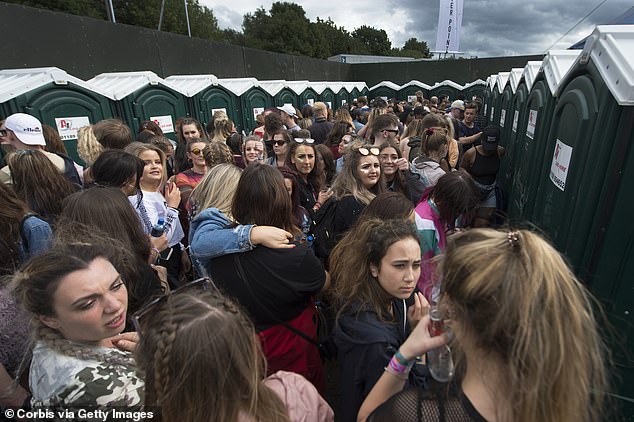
[158,0,166,31]
[184,0,191,37]
[108,0,116,23]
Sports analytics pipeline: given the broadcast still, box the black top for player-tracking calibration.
[469,148,500,185]
[369,383,487,422]
[333,196,366,240]
[459,122,481,151]
[209,244,325,331]
[309,117,334,145]
[298,177,318,213]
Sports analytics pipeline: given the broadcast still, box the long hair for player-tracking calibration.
[378,141,409,198]
[0,183,30,272]
[315,144,336,187]
[277,166,305,228]
[232,164,298,235]
[401,118,425,140]
[331,145,386,206]
[189,164,242,220]
[426,170,479,225]
[91,150,144,191]
[77,125,103,166]
[284,141,323,192]
[359,192,414,222]
[42,124,67,155]
[202,141,234,168]
[330,218,419,320]
[12,241,134,366]
[8,150,77,223]
[136,291,289,422]
[176,118,206,172]
[439,229,609,422]
[334,108,354,127]
[125,142,167,188]
[325,121,352,148]
[211,119,233,144]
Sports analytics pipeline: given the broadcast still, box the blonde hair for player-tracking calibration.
[189,164,242,220]
[211,119,233,143]
[136,291,289,422]
[124,142,167,187]
[77,125,103,166]
[439,229,609,422]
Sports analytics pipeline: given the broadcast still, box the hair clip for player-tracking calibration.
[507,231,520,248]
[425,128,435,136]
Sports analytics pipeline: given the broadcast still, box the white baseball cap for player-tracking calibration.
[4,113,46,146]
[276,104,297,117]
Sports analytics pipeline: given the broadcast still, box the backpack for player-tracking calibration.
[407,136,422,162]
[55,153,83,187]
[311,198,338,263]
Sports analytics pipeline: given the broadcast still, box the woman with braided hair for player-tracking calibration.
[12,242,143,409]
[135,288,333,421]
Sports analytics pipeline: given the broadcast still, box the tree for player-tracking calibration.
[3,0,106,18]
[351,25,391,56]
[401,37,431,58]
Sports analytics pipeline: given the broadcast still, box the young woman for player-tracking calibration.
[77,125,103,169]
[335,133,363,173]
[225,132,244,167]
[285,138,330,215]
[208,164,328,392]
[414,170,479,302]
[330,218,427,422]
[330,144,385,239]
[188,164,295,278]
[359,229,609,422]
[325,121,354,159]
[60,187,166,317]
[91,150,144,196]
[0,183,52,274]
[174,117,206,173]
[378,141,410,200]
[125,143,185,287]
[202,141,234,168]
[266,130,292,168]
[278,166,311,242]
[406,127,449,204]
[175,138,209,243]
[242,135,266,166]
[211,118,235,144]
[135,289,334,422]
[359,191,415,223]
[315,144,336,187]
[8,150,77,223]
[12,242,144,409]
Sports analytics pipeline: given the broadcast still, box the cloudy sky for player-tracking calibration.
[201,0,633,57]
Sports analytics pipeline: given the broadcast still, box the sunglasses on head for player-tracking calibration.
[190,147,203,156]
[294,138,315,144]
[132,277,219,334]
[358,147,380,156]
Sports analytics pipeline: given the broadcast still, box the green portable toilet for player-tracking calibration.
[328,83,347,108]
[490,72,510,127]
[430,80,463,102]
[0,67,116,163]
[359,83,370,99]
[258,80,298,111]
[399,80,432,103]
[285,81,317,107]
[507,50,580,219]
[350,85,361,102]
[482,75,498,125]
[341,83,357,104]
[218,78,271,133]
[87,71,189,143]
[369,81,400,101]
[530,27,634,414]
[462,79,486,102]
[498,66,537,205]
[310,82,336,110]
[164,74,242,132]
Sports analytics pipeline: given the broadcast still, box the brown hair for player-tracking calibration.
[427,170,479,225]
[359,191,413,221]
[203,141,234,168]
[42,124,67,155]
[284,141,323,192]
[8,150,77,222]
[93,119,133,150]
[439,229,610,422]
[331,144,386,206]
[138,120,164,136]
[330,218,419,320]
[0,183,30,273]
[232,163,298,235]
[136,290,289,422]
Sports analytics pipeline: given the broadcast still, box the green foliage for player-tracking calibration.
[7,0,432,59]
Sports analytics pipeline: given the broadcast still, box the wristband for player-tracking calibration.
[385,350,414,379]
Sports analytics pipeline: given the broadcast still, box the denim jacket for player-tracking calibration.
[18,215,53,263]
[189,208,255,277]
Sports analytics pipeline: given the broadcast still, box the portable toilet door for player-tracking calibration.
[369,81,400,102]
[483,75,498,125]
[359,83,370,99]
[399,81,432,103]
[350,87,361,103]
[496,69,523,208]
[490,72,510,130]
[164,74,242,132]
[430,80,463,102]
[258,80,298,110]
[330,83,348,108]
[0,67,116,164]
[218,78,271,134]
[462,79,487,102]
[285,81,317,108]
[87,71,189,143]
[310,82,335,110]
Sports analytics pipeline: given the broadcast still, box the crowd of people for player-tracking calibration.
[0,93,611,421]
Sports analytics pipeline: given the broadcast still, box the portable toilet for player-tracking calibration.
[164,74,242,131]
[255,80,297,113]
[357,82,370,99]
[285,81,317,108]
[430,80,463,102]
[369,81,400,102]
[496,68,524,206]
[507,50,580,220]
[399,80,432,103]
[330,82,349,107]
[87,71,189,142]
[462,79,487,102]
[310,82,336,110]
[0,67,116,163]
[350,84,362,103]
[490,72,510,127]
[483,74,498,125]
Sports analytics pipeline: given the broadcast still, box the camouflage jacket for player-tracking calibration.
[30,341,144,409]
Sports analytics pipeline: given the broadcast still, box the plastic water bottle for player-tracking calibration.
[151,217,165,237]
[427,307,455,382]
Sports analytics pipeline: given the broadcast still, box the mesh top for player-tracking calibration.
[368,384,487,422]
